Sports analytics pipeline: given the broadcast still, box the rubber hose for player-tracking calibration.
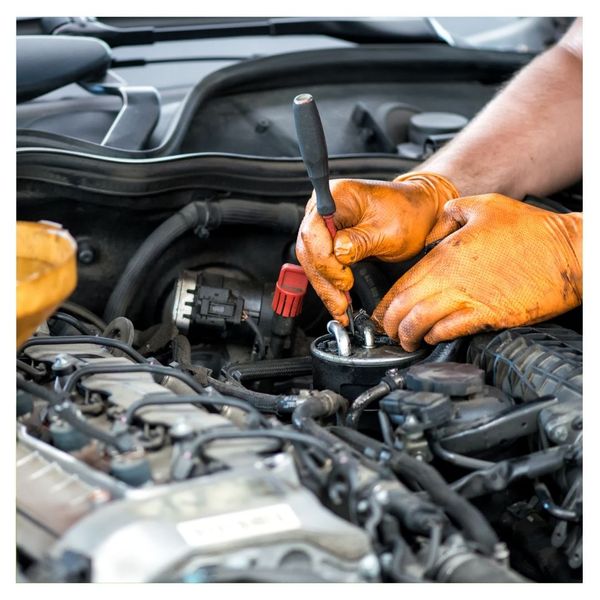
[345,340,463,428]
[207,376,288,414]
[223,356,312,383]
[389,452,499,555]
[61,300,107,331]
[104,202,204,322]
[19,335,149,364]
[346,381,391,428]
[50,312,95,336]
[351,262,389,314]
[292,394,345,442]
[218,199,303,231]
[328,425,499,556]
[104,199,303,322]
[172,335,293,414]
[422,338,464,363]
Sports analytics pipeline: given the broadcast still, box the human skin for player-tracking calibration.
[296,19,582,347]
[421,18,582,199]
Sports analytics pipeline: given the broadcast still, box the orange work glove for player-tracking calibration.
[295,172,459,325]
[372,194,583,351]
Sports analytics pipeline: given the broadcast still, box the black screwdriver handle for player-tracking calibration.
[293,93,336,217]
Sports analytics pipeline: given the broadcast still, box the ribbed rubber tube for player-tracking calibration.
[104,199,303,322]
[223,356,312,383]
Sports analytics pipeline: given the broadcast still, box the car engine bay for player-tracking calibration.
[16,19,582,584]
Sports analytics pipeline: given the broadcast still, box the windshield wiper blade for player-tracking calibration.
[40,17,449,48]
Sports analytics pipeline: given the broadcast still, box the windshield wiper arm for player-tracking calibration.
[41,17,449,48]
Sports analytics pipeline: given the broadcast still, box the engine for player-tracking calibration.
[16,31,582,581]
[16,195,582,583]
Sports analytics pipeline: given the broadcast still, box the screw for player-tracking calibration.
[77,242,96,265]
[552,426,569,443]
[53,354,71,369]
[170,421,194,440]
[374,489,389,504]
[358,554,380,580]
[52,353,76,376]
[255,119,270,133]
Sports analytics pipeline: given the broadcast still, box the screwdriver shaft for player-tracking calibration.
[322,214,354,332]
[293,93,354,334]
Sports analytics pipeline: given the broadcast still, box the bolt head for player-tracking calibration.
[170,421,194,439]
[553,426,569,442]
[77,243,96,265]
[358,554,380,580]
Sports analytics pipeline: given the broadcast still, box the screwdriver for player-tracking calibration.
[293,92,355,334]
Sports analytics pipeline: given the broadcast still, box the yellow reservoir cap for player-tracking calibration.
[17,221,77,348]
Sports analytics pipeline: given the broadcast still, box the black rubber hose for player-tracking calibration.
[223,356,312,383]
[351,262,389,314]
[188,428,338,462]
[62,363,207,396]
[344,341,463,429]
[328,425,499,556]
[207,376,291,414]
[209,375,343,420]
[49,312,95,336]
[292,395,391,482]
[61,301,107,331]
[450,445,576,499]
[122,393,270,428]
[218,199,303,231]
[389,452,500,556]
[104,199,303,322]
[104,201,204,322]
[174,335,296,415]
[19,336,149,364]
[346,381,392,428]
[422,338,464,363]
[16,359,45,379]
[292,394,345,442]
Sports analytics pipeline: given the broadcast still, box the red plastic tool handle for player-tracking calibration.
[323,215,352,305]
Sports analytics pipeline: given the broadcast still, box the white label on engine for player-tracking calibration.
[176,503,301,547]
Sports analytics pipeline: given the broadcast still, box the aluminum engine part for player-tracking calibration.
[16,424,128,560]
[47,453,375,583]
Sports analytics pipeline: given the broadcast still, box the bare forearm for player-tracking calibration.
[421,19,582,198]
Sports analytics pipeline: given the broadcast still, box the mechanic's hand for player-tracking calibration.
[295,172,459,324]
[372,194,582,351]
